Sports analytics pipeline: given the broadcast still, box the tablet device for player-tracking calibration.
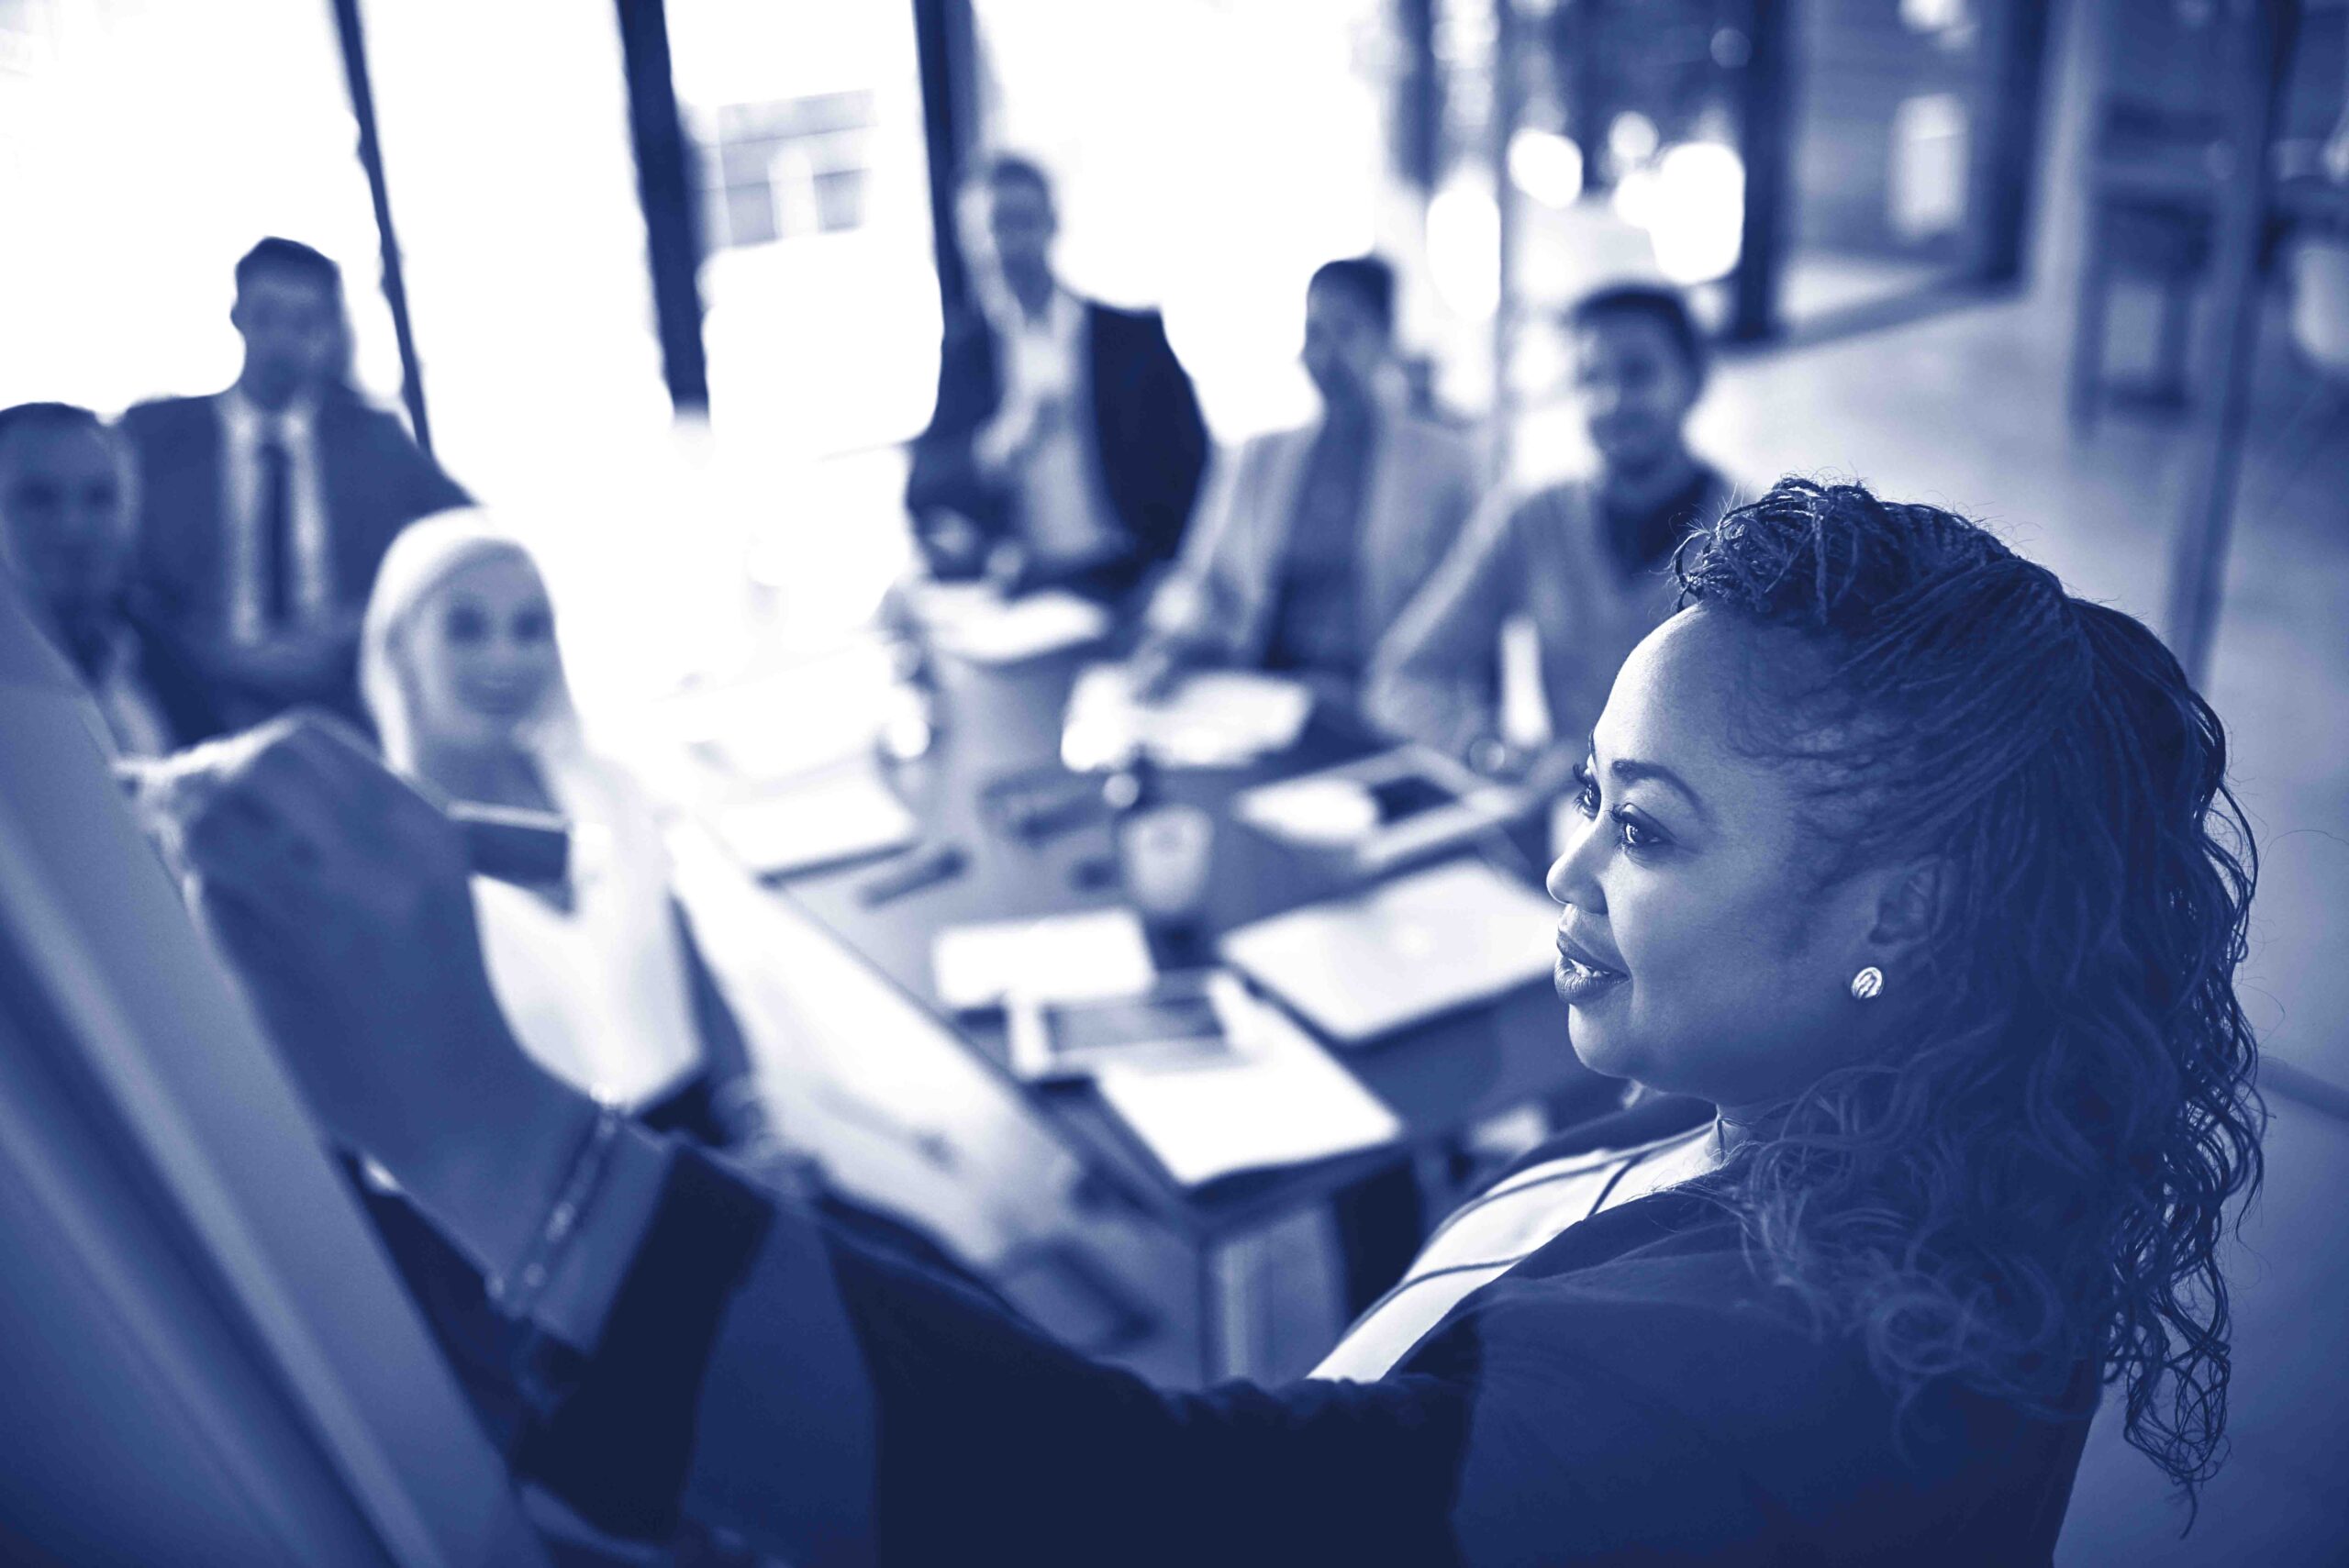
[1008,971,1241,1083]
[448,801,570,886]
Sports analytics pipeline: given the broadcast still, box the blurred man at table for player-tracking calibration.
[1366,283,1734,774]
[121,237,471,740]
[1132,254,1480,707]
[905,154,1208,599]
[0,402,183,758]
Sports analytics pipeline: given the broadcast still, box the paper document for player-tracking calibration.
[931,907,1157,1012]
[1219,857,1560,1045]
[714,762,920,877]
[1094,985,1403,1186]
[666,640,898,782]
[1062,663,1314,771]
[917,586,1111,665]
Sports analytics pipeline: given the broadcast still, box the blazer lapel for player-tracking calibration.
[1233,426,1316,662]
[315,398,371,607]
[1357,407,1419,642]
[171,397,230,633]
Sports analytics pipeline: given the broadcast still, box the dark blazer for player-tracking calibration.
[906,299,1208,594]
[499,1101,2098,1565]
[119,389,469,737]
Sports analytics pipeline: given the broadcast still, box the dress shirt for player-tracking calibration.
[217,389,331,644]
[976,283,1120,571]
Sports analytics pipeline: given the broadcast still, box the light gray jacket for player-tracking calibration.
[1146,402,1483,672]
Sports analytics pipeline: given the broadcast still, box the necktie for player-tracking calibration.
[257,429,295,629]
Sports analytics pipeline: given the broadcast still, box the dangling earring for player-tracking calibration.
[1849,966,1885,1002]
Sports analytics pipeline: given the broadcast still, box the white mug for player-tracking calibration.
[1117,803,1215,923]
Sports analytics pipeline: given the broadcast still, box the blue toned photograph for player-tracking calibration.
[2,1,2344,1563]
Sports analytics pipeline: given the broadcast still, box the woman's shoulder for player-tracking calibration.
[1429,1207,2092,1562]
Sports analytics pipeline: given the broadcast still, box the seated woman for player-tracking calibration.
[1131,255,1482,707]
[184,480,2263,1563]
[359,513,761,1148]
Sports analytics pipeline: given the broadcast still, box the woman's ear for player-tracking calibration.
[1865,857,1943,965]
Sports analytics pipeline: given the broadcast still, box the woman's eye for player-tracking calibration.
[443,606,487,643]
[1572,764,1601,819]
[513,609,551,642]
[1613,809,1664,851]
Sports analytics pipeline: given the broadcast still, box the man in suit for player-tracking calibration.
[1132,254,1483,710]
[905,155,1208,598]
[122,237,469,739]
[0,402,177,757]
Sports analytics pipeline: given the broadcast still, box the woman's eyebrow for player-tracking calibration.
[1608,758,1710,820]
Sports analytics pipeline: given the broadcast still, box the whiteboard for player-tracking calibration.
[0,583,549,1567]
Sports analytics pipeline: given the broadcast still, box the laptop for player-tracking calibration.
[1217,857,1561,1047]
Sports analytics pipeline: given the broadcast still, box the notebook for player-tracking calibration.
[1093,984,1403,1187]
[930,907,1158,1013]
[1061,663,1314,771]
[1217,857,1560,1046]
[713,762,921,878]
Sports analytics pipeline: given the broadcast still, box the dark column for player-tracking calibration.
[1394,0,1442,192]
[1729,0,1791,343]
[913,0,980,316]
[614,0,709,416]
[2163,0,2299,684]
[1968,0,2055,286]
[327,0,434,450]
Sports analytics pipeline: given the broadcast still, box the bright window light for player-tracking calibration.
[1508,128,1585,209]
[1427,172,1501,321]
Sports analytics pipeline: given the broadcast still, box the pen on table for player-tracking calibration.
[858,841,968,906]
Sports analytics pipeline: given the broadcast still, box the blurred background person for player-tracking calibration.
[905,153,1208,598]
[124,238,470,740]
[1132,255,1482,708]
[0,402,180,758]
[358,513,764,1149]
[1367,284,1734,775]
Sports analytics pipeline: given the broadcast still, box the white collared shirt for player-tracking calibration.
[975,281,1120,569]
[217,389,331,644]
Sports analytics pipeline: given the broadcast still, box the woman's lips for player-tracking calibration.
[1554,929,1628,1006]
[461,684,541,717]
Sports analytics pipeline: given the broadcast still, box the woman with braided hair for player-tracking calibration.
[174,476,2263,1564]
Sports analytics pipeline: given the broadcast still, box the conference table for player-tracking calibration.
[676,622,1609,1376]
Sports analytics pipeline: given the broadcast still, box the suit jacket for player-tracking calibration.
[120,389,469,736]
[1367,467,1737,759]
[1147,402,1482,674]
[905,298,1208,592]
[487,1103,2096,1566]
